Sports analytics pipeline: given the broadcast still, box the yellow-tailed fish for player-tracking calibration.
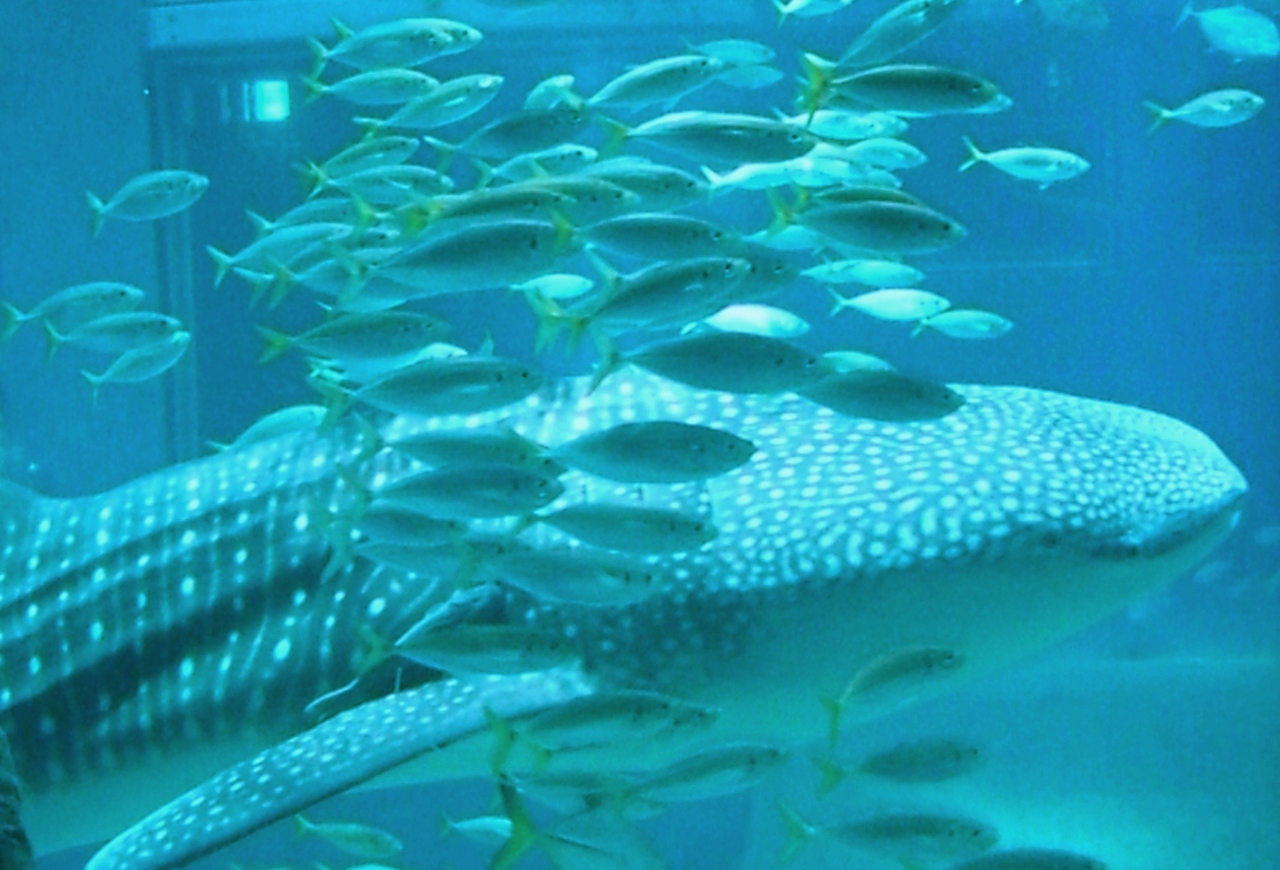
[256,311,450,367]
[86,170,208,237]
[339,355,544,418]
[352,74,504,133]
[801,371,965,422]
[1144,88,1265,134]
[960,137,1090,188]
[308,17,480,75]
[300,68,438,106]
[549,420,756,484]
[915,308,1014,339]
[582,212,734,260]
[374,464,564,520]
[80,332,191,404]
[422,102,590,166]
[594,331,824,395]
[535,503,718,554]
[826,63,1012,117]
[45,311,183,359]
[587,54,726,111]
[838,0,966,70]
[302,136,420,186]
[605,111,816,165]
[828,287,951,321]
[291,814,402,859]
[387,425,562,475]
[1,282,144,339]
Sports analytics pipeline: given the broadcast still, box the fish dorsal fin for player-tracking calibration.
[85,670,596,870]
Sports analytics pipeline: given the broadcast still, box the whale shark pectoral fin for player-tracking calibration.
[85,669,596,870]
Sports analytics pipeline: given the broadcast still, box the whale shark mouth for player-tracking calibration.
[0,374,1247,870]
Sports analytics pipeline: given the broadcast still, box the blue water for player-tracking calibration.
[2,0,1277,867]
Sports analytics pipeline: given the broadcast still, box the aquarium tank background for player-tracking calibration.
[0,0,1276,868]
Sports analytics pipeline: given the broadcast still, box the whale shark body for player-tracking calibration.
[0,372,1246,869]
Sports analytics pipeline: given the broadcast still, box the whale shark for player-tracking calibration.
[0,372,1245,869]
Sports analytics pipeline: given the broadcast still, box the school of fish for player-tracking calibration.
[0,0,1269,868]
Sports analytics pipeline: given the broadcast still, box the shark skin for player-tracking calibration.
[0,373,1246,869]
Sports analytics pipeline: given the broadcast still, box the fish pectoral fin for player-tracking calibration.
[85,669,596,870]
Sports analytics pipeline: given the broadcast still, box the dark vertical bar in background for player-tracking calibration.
[147,51,203,466]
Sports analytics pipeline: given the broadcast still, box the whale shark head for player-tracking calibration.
[0,374,1245,870]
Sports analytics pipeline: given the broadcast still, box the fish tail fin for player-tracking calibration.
[256,325,294,364]
[265,258,297,309]
[1174,0,1195,29]
[583,245,621,290]
[318,497,367,583]
[492,780,540,870]
[700,165,724,192]
[305,37,330,80]
[80,369,105,407]
[0,302,25,342]
[595,115,631,157]
[329,16,354,40]
[206,245,235,287]
[300,73,327,104]
[820,694,843,747]
[799,52,835,120]
[772,0,790,26]
[420,135,459,174]
[811,753,846,798]
[292,813,313,840]
[1143,101,1171,135]
[587,335,621,394]
[86,190,107,238]
[959,135,985,172]
[527,292,573,354]
[314,376,356,428]
[300,160,331,198]
[233,269,273,307]
[766,187,795,234]
[42,320,67,362]
[245,209,274,236]
[351,117,385,140]
[825,286,851,318]
[776,800,817,865]
[470,157,496,189]
[484,707,519,775]
[354,624,392,676]
[325,243,370,307]
[550,210,579,256]
[391,202,432,237]
[910,317,932,339]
